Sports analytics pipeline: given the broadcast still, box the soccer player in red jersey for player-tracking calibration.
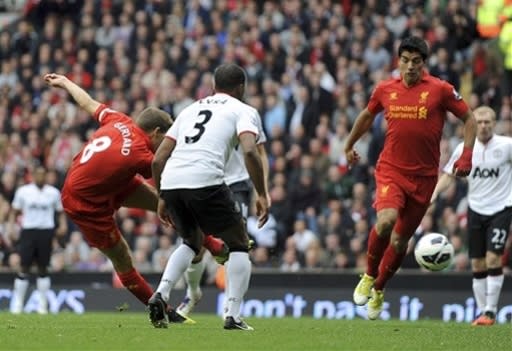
[43,74,225,315]
[344,37,477,320]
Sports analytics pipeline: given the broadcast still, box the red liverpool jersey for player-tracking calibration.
[63,104,153,207]
[368,72,469,176]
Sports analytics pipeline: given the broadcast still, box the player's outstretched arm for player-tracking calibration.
[43,73,101,116]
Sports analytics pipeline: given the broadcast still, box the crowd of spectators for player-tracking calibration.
[0,0,511,283]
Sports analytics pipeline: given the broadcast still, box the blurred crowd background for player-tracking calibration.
[0,0,511,284]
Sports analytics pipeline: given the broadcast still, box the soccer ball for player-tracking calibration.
[414,233,454,271]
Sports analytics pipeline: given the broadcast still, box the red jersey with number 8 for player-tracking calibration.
[368,72,469,176]
[62,104,153,214]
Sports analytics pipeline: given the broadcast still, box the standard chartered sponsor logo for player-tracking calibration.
[388,105,428,119]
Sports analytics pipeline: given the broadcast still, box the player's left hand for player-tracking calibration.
[255,194,269,228]
[157,198,175,228]
[452,146,473,177]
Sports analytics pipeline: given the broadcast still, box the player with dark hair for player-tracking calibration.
[150,63,269,330]
[8,166,67,314]
[174,91,270,322]
[345,36,477,320]
[43,74,225,315]
[431,106,512,326]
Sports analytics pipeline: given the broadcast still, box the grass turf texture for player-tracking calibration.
[1,312,510,351]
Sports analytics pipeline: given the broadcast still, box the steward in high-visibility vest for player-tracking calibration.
[477,0,512,38]
[499,18,512,70]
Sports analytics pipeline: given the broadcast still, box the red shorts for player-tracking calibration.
[61,177,142,249]
[374,168,437,239]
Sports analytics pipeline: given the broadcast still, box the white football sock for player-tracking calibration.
[485,274,504,314]
[225,252,251,321]
[157,244,196,302]
[185,259,206,297]
[36,276,51,313]
[472,277,487,313]
[11,277,29,313]
[223,261,230,318]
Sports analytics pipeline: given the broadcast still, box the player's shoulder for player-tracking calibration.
[44,184,61,194]
[372,77,400,95]
[16,183,31,193]
[375,77,399,89]
[423,73,453,89]
[493,134,512,146]
[97,105,132,123]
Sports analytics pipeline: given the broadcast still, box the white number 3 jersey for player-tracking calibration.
[160,93,260,190]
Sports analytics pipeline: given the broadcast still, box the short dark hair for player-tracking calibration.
[398,36,429,60]
[213,63,246,92]
[136,107,173,133]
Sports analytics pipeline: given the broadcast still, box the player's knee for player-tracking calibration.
[376,219,395,237]
[192,247,206,263]
[390,237,408,253]
[486,252,502,268]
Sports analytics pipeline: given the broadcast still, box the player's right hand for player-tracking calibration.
[43,73,68,88]
[157,198,175,228]
[255,194,269,228]
[452,146,473,177]
[344,147,360,165]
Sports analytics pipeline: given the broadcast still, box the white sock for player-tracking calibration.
[37,276,51,311]
[157,244,196,302]
[225,252,251,321]
[472,277,487,313]
[185,259,206,297]
[223,261,230,317]
[11,277,29,313]
[485,274,504,314]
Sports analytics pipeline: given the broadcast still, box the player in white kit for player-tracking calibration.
[173,107,270,321]
[149,63,269,330]
[431,106,512,326]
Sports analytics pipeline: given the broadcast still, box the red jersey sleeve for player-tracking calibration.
[367,83,385,115]
[440,81,469,118]
[93,104,132,126]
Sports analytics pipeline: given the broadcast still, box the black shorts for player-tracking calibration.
[18,229,54,268]
[467,206,512,258]
[161,184,246,246]
[229,180,252,220]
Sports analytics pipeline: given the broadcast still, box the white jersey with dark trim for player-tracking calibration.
[224,108,266,186]
[160,93,260,190]
[444,135,512,215]
[11,183,63,229]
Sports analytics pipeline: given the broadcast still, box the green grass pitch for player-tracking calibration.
[1,312,510,351]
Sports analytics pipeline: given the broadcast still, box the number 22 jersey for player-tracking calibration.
[62,104,154,213]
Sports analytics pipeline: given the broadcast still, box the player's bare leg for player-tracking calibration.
[120,182,158,211]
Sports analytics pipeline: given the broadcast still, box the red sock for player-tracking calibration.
[117,268,154,305]
[203,234,225,256]
[374,245,406,291]
[366,227,389,278]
